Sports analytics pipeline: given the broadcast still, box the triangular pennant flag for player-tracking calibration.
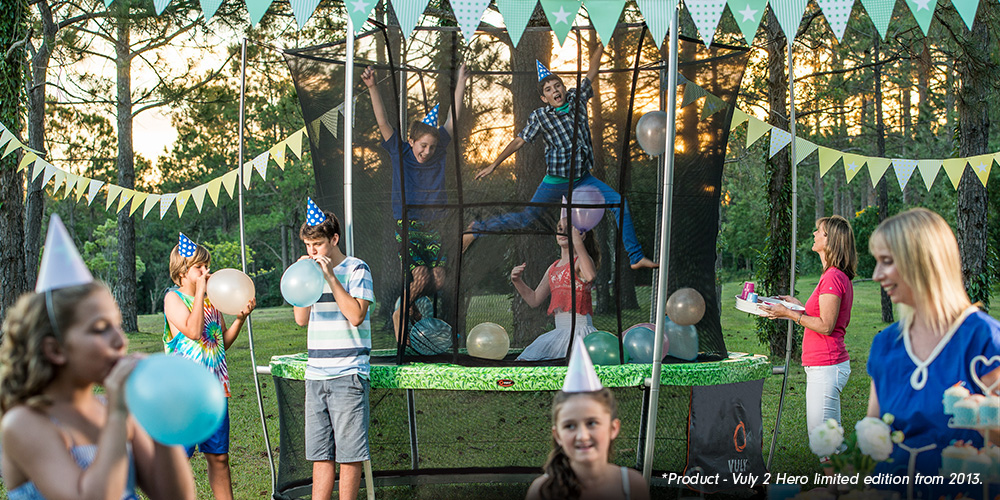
[207,177,224,206]
[222,169,239,198]
[842,153,867,183]
[17,151,38,173]
[142,194,161,219]
[540,0,583,45]
[700,94,726,119]
[584,0,627,45]
[731,0,769,45]
[818,147,842,176]
[563,338,603,392]
[199,0,224,20]
[290,0,321,28]
[917,159,941,191]
[0,128,13,150]
[903,0,937,35]
[251,151,270,180]
[390,0,432,39]
[770,0,810,39]
[681,82,709,107]
[41,163,57,189]
[288,129,306,160]
[730,108,749,130]
[635,0,679,49]
[687,0,728,47]
[308,118,322,144]
[794,137,819,164]
[746,117,771,147]
[50,168,66,193]
[35,213,94,293]
[153,0,171,14]
[892,159,918,191]
[159,193,177,219]
[816,0,854,41]
[953,0,979,29]
[867,157,892,187]
[269,142,288,170]
[859,0,894,38]
[74,176,90,201]
[942,158,966,190]
[175,190,192,217]
[86,180,105,205]
[768,127,793,158]
[347,0,376,30]
[242,162,254,189]
[967,153,992,187]
[2,138,22,158]
[117,189,135,213]
[190,184,209,212]
[320,107,340,138]
[496,0,537,48]
[245,0,275,27]
[453,0,492,40]
[62,173,78,198]
[32,159,46,181]
[129,192,149,216]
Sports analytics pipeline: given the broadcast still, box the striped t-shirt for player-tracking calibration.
[306,256,375,380]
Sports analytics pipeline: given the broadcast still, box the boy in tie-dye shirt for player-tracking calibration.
[164,239,255,500]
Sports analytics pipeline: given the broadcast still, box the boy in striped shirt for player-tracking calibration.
[293,201,374,500]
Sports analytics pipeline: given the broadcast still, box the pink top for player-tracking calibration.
[547,258,593,317]
[801,266,852,366]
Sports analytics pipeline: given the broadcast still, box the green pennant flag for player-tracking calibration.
[818,147,842,176]
[917,159,941,190]
[540,0,583,45]
[391,0,432,39]
[497,0,538,48]
[453,0,493,40]
[942,158,966,189]
[770,0,809,39]
[730,0,769,45]
[843,153,867,183]
[245,0,274,27]
[347,0,377,30]
[688,0,729,47]
[816,0,854,41]
[584,0,627,45]
[746,117,771,147]
[200,0,224,21]
[291,0,321,29]
[730,108,749,130]
[952,0,980,29]
[635,0,678,49]
[681,82,709,107]
[867,157,891,187]
[794,137,819,164]
[859,0,894,39]
[903,0,937,35]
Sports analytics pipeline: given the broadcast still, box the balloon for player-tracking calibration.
[636,111,668,156]
[280,260,326,308]
[206,269,255,315]
[622,323,668,363]
[126,354,226,446]
[466,322,510,360]
[582,331,620,365]
[665,319,699,361]
[409,318,452,355]
[569,186,605,232]
[394,296,435,321]
[666,287,706,326]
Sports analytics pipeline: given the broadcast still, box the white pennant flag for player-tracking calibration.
[321,107,341,137]
[159,193,177,219]
[251,151,271,180]
[892,158,918,191]
[768,127,793,158]
[86,180,105,205]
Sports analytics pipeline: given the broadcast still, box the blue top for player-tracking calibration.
[867,309,1000,498]
[7,444,138,500]
[518,78,595,180]
[382,127,450,221]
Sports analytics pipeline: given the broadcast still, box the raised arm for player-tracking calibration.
[511,262,551,308]
[443,64,469,136]
[361,66,394,142]
[586,43,604,83]
[572,230,598,283]
[476,137,526,180]
[221,297,256,350]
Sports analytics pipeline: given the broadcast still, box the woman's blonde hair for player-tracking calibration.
[817,215,857,280]
[0,282,109,413]
[169,243,211,286]
[868,208,971,335]
[539,389,619,500]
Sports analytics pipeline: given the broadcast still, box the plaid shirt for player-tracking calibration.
[518,78,594,179]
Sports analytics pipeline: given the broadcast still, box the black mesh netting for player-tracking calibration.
[284,24,748,366]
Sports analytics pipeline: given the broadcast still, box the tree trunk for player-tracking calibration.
[0,0,28,315]
[115,11,138,332]
[814,168,824,222]
[873,37,893,323]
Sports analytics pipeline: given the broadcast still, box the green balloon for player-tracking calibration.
[582,331,621,365]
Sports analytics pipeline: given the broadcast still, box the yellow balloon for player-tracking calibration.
[206,269,255,315]
[466,322,510,360]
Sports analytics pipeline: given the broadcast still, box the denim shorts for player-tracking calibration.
[304,374,370,463]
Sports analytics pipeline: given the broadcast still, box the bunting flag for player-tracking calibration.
[347,0,377,30]
[117,189,135,213]
[222,169,239,198]
[904,0,937,35]
[320,107,340,137]
[682,81,709,107]
[207,177,224,206]
[746,117,771,147]
[153,0,171,14]
[635,0,679,49]
[917,159,941,191]
[270,142,287,169]
[794,137,819,164]
[701,95,726,119]
[51,168,66,193]
[0,127,13,150]
[105,184,123,211]
[288,128,306,159]
[41,163,57,188]
[3,138,22,158]
[129,192,149,216]
[390,0,432,39]
[730,108,749,130]
[770,0,810,39]
[818,146,841,176]
[200,0,224,21]
[768,127,793,157]
[74,177,89,201]
[175,190,192,217]
[540,0,583,45]
[453,0,493,40]
[242,162,254,189]
[891,158,918,191]
[62,173,78,198]
[191,184,209,212]
[687,0,729,47]
[859,0,894,39]
[87,180,105,205]
[159,193,177,219]
[953,0,980,29]
[291,0,321,28]
[143,194,161,219]
[731,0,768,45]
[32,159,47,181]
[584,0,627,44]
[816,0,854,41]
[942,158,966,189]
[867,157,891,187]
[18,151,38,172]
[496,0,537,48]
[842,153,866,183]
[245,0,274,27]
[967,153,992,187]
[250,151,270,180]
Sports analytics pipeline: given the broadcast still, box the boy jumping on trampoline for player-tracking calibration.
[362,63,469,338]
[468,45,657,270]
[294,199,375,500]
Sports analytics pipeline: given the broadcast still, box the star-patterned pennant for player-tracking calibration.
[860,0,894,39]
[942,158,966,190]
[770,0,810,39]
[891,158,918,191]
[178,233,197,257]
[269,142,288,170]
[904,0,937,35]
[635,0,679,49]
[917,159,941,191]
[584,0,627,45]
[967,153,992,187]
[768,127,793,158]
[116,189,135,213]
[175,190,192,217]
[496,0,538,48]
[307,197,327,226]
[818,147,842,176]
[842,153,867,183]
[390,0,432,39]
[453,0,492,40]
[540,0,583,45]
[816,0,854,41]
[867,157,891,187]
[731,0,769,45]
[687,0,729,47]
[347,0,376,30]
[794,137,819,164]
[700,94,726,119]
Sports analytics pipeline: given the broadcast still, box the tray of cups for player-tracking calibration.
[734,295,805,317]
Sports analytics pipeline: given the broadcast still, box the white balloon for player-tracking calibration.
[206,269,255,315]
[636,111,668,156]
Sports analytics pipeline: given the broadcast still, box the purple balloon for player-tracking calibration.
[570,186,605,232]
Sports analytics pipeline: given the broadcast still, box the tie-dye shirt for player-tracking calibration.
[163,289,230,397]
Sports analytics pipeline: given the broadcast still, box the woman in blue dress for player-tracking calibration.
[867,208,1000,499]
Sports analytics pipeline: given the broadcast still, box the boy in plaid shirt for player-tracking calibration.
[469,45,656,269]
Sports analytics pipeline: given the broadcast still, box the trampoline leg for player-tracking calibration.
[364,460,375,500]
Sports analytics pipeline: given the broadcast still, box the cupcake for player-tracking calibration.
[982,444,1000,480]
[941,442,969,474]
[953,397,980,426]
[978,395,1000,426]
[963,451,993,476]
[943,383,971,414]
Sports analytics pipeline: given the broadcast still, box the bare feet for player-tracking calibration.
[630,257,659,270]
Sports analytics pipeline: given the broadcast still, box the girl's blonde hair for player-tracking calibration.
[817,215,857,280]
[540,389,619,500]
[169,243,211,286]
[868,208,971,335]
[0,282,109,413]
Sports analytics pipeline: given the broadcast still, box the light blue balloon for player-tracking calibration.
[126,354,226,446]
[665,319,699,361]
[280,259,326,307]
[583,331,621,365]
[409,318,452,355]
[623,325,655,363]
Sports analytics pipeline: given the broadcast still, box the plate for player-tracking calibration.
[734,295,804,317]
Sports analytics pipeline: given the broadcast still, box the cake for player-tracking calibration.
[978,395,1000,426]
[952,398,979,426]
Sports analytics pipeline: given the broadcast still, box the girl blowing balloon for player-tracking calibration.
[512,218,600,361]
[0,215,195,500]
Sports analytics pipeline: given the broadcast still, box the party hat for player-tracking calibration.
[421,104,439,128]
[306,197,327,226]
[562,338,603,392]
[178,232,197,257]
[36,213,94,293]
[536,60,552,81]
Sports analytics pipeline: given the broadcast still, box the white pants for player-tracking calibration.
[804,360,851,432]
[516,313,596,361]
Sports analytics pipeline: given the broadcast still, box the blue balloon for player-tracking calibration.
[409,318,452,355]
[125,354,226,446]
[665,319,699,361]
[623,323,669,363]
[280,260,326,307]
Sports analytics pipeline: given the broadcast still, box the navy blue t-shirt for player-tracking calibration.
[382,127,450,221]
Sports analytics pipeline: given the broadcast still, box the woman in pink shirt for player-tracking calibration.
[762,215,856,437]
